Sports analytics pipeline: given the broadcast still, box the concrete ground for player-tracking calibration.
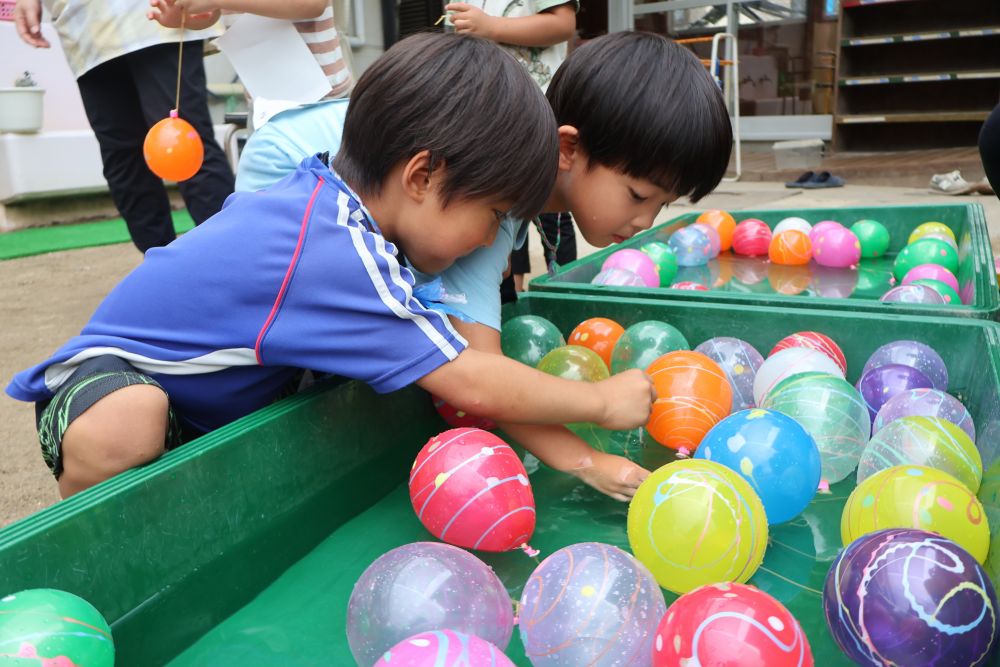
[2,181,998,528]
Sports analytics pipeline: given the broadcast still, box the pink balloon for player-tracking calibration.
[375,630,515,666]
[808,220,843,244]
[601,249,659,288]
[901,264,960,293]
[812,225,861,268]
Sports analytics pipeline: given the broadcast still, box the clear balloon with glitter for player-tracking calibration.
[873,387,975,442]
[694,337,765,411]
[863,339,949,391]
[346,542,514,666]
[857,416,982,492]
[519,542,666,666]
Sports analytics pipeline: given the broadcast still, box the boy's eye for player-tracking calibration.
[629,188,648,203]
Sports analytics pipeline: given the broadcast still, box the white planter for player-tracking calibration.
[0,88,45,133]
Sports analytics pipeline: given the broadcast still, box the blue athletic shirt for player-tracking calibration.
[6,156,467,433]
[236,99,528,330]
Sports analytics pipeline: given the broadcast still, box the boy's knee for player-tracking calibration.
[60,384,169,489]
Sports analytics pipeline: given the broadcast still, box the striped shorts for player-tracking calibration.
[35,355,184,478]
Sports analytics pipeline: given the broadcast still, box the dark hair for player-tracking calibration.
[333,33,558,220]
[547,32,733,202]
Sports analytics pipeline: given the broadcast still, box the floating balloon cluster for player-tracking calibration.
[586,212,969,307]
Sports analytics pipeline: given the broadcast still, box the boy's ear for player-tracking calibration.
[400,150,436,203]
[557,125,580,172]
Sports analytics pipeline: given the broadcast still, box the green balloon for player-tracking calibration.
[610,320,690,374]
[853,266,894,299]
[639,241,678,286]
[0,589,114,666]
[851,219,890,259]
[537,345,609,382]
[611,320,691,373]
[501,315,565,366]
[893,238,959,281]
[759,372,870,484]
[911,278,960,305]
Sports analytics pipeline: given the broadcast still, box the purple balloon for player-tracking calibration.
[874,388,976,442]
[880,284,947,305]
[824,529,998,667]
[863,340,949,391]
[857,363,934,421]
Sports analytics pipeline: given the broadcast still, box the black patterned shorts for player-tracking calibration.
[35,355,184,478]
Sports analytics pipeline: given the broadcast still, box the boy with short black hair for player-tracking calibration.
[233,31,733,501]
[6,33,655,499]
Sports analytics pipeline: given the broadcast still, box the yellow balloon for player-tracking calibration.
[908,221,955,245]
[627,459,768,594]
[842,464,990,563]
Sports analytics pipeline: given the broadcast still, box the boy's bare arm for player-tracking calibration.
[446,2,575,48]
[430,318,651,500]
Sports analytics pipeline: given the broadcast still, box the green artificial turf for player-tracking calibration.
[0,210,194,260]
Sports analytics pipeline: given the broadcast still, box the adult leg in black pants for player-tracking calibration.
[77,41,234,253]
[981,103,1000,197]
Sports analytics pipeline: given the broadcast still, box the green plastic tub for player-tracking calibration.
[3,293,1000,665]
[529,203,1000,319]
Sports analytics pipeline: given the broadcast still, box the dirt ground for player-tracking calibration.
[0,244,141,526]
[2,182,998,528]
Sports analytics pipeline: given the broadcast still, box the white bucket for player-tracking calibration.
[0,88,45,133]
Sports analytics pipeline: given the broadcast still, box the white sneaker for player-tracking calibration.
[930,170,973,195]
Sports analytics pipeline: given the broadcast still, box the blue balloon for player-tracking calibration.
[695,409,820,524]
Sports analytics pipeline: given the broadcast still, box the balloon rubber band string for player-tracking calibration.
[818,479,831,494]
[519,543,540,558]
[173,11,186,116]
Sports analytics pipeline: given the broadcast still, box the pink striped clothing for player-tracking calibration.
[294,4,353,99]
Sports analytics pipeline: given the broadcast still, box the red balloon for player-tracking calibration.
[143,113,204,181]
[409,428,535,552]
[431,395,496,430]
[653,582,813,667]
[671,281,709,291]
[769,331,847,375]
[732,218,773,257]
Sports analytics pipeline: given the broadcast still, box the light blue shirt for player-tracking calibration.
[236,100,526,331]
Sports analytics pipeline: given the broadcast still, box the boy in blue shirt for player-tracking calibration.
[6,33,655,499]
[234,31,733,501]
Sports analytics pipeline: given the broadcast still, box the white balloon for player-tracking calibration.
[753,347,845,406]
[773,216,812,236]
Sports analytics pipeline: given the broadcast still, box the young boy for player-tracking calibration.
[234,31,733,501]
[5,33,655,499]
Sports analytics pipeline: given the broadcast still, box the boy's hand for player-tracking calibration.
[445,3,497,41]
[567,450,650,502]
[593,369,656,431]
[14,0,51,48]
[147,0,220,29]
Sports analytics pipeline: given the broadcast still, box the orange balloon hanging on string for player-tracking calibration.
[144,110,204,181]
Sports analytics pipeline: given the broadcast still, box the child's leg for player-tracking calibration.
[36,357,177,498]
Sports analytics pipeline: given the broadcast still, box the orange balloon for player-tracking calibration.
[767,263,812,295]
[143,114,204,182]
[568,317,624,369]
[696,209,736,252]
[769,230,812,265]
[645,351,732,452]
